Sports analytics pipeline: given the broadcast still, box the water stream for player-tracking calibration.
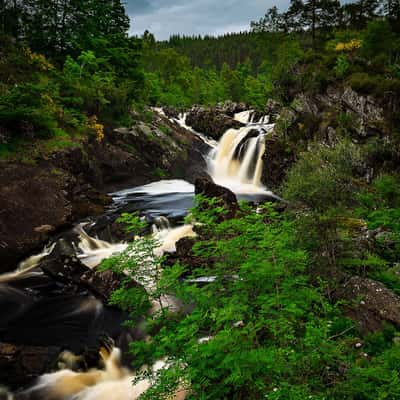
[1,108,277,399]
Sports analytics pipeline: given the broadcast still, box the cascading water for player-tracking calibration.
[174,109,274,195]
[1,107,281,400]
[208,111,274,194]
[76,225,129,269]
[177,112,218,148]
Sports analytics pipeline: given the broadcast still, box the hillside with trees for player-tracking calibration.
[0,0,400,399]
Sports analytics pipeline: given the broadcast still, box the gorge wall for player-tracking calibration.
[0,112,206,272]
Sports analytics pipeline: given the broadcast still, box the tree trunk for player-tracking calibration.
[312,0,316,49]
[0,0,5,35]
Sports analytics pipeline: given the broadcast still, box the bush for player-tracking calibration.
[0,82,59,138]
[283,140,363,211]
[347,72,380,94]
[362,20,396,65]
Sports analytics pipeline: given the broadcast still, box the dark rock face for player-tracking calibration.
[162,106,180,119]
[290,86,386,142]
[0,343,60,390]
[262,135,296,191]
[215,101,248,117]
[334,276,400,334]
[264,99,282,123]
[0,164,111,273]
[260,85,391,191]
[164,237,204,274]
[186,107,243,140]
[38,239,131,301]
[316,86,385,138]
[194,177,238,219]
[0,111,206,273]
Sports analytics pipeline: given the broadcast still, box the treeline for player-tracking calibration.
[251,0,399,45]
[1,0,399,148]
[158,0,398,69]
[0,0,143,149]
[141,0,399,109]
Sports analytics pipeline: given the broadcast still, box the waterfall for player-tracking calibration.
[153,224,196,256]
[0,243,57,284]
[208,120,273,194]
[234,110,254,124]
[76,225,128,269]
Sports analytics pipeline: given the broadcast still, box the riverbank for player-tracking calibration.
[0,110,207,273]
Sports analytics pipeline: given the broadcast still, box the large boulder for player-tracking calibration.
[0,163,111,273]
[0,343,60,390]
[164,237,205,274]
[38,239,134,301]
[215,101,248,117]
[194,177,238,219]
[334,276,400,334]
[186,107,243,140]
[261,134,296,191]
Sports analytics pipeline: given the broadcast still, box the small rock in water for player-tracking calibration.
[34,225,54,233]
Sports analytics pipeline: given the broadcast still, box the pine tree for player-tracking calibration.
[250,6,287,33]
[21,0,131,59]
[301,0,341,47]
[342,0,379,29]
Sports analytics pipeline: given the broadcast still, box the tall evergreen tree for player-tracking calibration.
[299,0,341,47]
[21,0,130,59]
[0,0,25,37]
[250,6,288,33]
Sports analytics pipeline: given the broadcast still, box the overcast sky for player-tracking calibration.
[125,0,291,40]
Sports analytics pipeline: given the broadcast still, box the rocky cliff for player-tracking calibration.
[0,111,206,272]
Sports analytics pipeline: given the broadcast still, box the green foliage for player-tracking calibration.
[334,54,351,78]
[347,72,379,94]
[361,20,396,65]
[107,201,357,399]
[0,82,59,137]
[356,174,400,265]
[283,140,363,211]
[103,198,400,399]
[0,3,142,151]
[116,212,147,234]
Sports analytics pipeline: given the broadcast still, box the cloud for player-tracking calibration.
[126,0,290,40]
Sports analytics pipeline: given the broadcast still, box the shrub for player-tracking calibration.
[282,140,364,211]
[347,72,379,95]
[334,54,351,78]
[0,82,59,138]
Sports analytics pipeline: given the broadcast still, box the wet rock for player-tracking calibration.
[80,270,128,301]
[163,106,180,119]
[216,101,248,117]
[261,135,296,191]
[186,107,243,140]
[0,343,60,390]
[0,163,107,273]
[38,240,125,301]
[334,276,400,334]
[33,225,54,234]
[0,110,206,272]
[164,237,204,274]
[233,129,263,160]
[194,177,238,219]
[264,99,282,123]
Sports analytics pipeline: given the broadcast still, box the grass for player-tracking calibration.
[0,128,84,163]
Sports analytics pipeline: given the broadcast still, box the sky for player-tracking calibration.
[125,0,291,41]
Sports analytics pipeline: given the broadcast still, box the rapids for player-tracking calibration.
[0,107,279,399]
